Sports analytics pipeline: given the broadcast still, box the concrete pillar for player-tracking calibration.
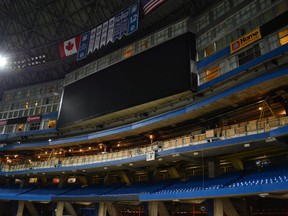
[25,202,39,216]
[106,202,117,216]
[207,158,220,178]
[55,202,64,216]
[98,202,107,216]
[16,201,25,216]
[148,201,158,216]
[78,176,88,187]
[158,202,169,216]
[231,159,244,170]
[167,167,180,179]
[64,202,78,216]
[120,172,130,185]
[214,199,224,216]
[223,199,239,216]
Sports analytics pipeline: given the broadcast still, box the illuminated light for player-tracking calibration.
[117,143,120,147]
[48,139,52,142]
[6,157,9,160]
[149,134,153,140]
[14,155,18,158]
[59,151,62,154]
[45,151,48,154]
[79,149,82,152]
[88,147,91,150]
[244,143,250,148]
[258,106,263,111]
[129,163,133,166]
[68,149,72,152]
[193,152,199,156]
[38,155,41,158]
[104,167,108,170]
[0,56,7,67]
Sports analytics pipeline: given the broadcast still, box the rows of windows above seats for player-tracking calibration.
[0,80,62,120]
[195,0,288,61]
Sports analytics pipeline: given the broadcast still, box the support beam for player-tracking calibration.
[98,202,107,216]
[231,158,244,170]
[103,172,110,185]
[222,199,240,216]
[106,202,117,216]
[58,176,67,188]
[214,199,224,216]
[16,201,25,216]
[78,175,88,186]
[55,202,64,216]
[148,201,158,216]
[120,171,130,185]
[25,202,39,216]
[64,202,78,216]
[167,167,180,179]
[158,202,169,216]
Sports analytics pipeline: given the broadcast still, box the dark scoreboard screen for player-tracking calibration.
[57,32,196,129]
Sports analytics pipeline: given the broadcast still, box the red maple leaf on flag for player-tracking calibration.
[65,41,74,51]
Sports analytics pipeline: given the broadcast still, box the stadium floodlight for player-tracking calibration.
[0,56,7,67]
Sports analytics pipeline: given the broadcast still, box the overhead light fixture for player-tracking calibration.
[259,193,269,198]
[244,143,250,148]
[0,56,7,67]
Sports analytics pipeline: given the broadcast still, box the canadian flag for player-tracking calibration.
[59,36,81,58]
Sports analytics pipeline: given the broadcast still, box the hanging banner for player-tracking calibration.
[75,1,139,61]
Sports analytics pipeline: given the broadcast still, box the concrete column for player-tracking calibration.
[98,202,107,216]
[148,201,158,216]
[158,202,169,216]
[25,202,39,216]
[167,167,180,179]
[223,199,239,216]
[214,199,224,216]
[106,202,117,216]
[55,202,64,216]
[16,201,25,216]
[64,202,78,216]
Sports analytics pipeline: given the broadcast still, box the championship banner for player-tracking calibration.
[75,1,139,61]
[230,28,261,54]
[77,31,90,61]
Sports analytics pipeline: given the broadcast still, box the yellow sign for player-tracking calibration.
[230,28,262,53]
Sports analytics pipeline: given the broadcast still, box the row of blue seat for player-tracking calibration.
[0,165,287,200]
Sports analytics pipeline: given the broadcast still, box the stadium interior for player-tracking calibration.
[0,0,288,215]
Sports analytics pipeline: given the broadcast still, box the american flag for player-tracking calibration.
[141,0,166,15]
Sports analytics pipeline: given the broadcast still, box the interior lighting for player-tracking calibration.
[0,56,7,67]
[258,106,263,111]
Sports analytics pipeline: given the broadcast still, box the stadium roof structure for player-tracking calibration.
[0,0,218,94]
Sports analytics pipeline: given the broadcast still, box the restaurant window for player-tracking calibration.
[205,43,216,57]
[123,45,134,59]
[17,124,24,132]
[48,120,56,129]
[237,44,261,66]
[28,122,40,131]
[205,65,220,82]
[279,29,288,46]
